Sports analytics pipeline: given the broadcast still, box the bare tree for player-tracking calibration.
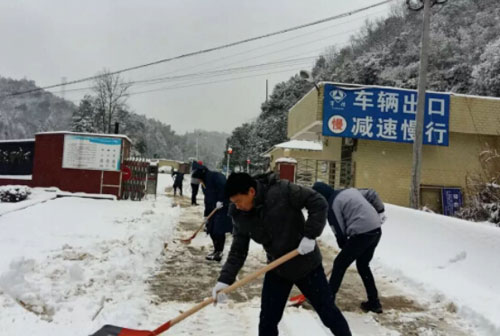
[92,70,130,133]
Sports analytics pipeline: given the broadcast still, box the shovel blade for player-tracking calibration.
[289,294,305,302]
[180,238,192,244]
[90,325,153,336]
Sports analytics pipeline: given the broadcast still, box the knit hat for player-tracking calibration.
[312,181,335,201]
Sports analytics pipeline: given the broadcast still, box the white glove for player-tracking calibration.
[297,237,316,255]
[216,201,224,209]
[212,281,229,305]
[379,212,387,224]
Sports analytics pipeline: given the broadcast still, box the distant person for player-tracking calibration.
[191,165,232,262]
[212,173,352,336]
[172,169,184,196]
[312,182,385,314]
[190,160,204,206]
[191,176,200,205]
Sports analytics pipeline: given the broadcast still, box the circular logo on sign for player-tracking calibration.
[121,166,132,181]
[328,115,347,134]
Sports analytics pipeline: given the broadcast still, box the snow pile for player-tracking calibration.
[0,185,31,202]
[374,204,500,335]
[0,185,181,335]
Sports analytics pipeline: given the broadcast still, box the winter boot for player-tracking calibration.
[360,300,383,314]
[205,251,216,261]
[213,251,223,262]
[206,251,223,262]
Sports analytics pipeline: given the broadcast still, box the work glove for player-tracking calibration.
[297,237,316,255]
[212,281,229,305]
[379,212,387,224]
[216,201,224,209]
[203,216,208,233]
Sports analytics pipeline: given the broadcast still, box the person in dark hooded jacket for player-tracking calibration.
[212,173,352,336]
[312,182,385,314]
[172,169,184,196]
[191,165,232,262]
[190,160,204,205]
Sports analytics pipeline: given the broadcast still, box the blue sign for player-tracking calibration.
[322,84,450,146]
[442,188,462,216]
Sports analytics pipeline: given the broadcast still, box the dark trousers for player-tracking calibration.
[173,184,183,196]
[330,228,381,302]
[210,232,226,252]
[259,264,351,336]
[191,183,199,204]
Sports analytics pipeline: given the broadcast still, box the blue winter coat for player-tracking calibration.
[202,170,232,236]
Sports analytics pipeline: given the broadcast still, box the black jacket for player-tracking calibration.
[218,174,328,284]
[201,169,232,235]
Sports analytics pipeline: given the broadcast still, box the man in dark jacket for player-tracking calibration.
[312,182,385,314]
[191,165,232,262]
[191,160,204,205]
[212,173,351,336]
[172,169,184,196]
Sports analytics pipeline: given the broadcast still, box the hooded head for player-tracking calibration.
[191,166,208,182]
[312,182,335,201]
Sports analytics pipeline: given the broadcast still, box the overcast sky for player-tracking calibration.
[0,0,395,134]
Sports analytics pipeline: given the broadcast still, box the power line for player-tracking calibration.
[35,56,318,96]
[132,8,387,83]
[1,0,394,99]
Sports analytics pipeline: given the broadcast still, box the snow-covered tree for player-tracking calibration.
[71,95,96,133]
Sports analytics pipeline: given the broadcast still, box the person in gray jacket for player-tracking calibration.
[312,182,385,314]
[212,173,351,336]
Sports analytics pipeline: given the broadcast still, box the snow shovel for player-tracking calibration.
[90,249,300,336]
[180,207,219,244]
[289,267,333,307]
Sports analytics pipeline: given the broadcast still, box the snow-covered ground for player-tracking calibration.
[0,174,498,335]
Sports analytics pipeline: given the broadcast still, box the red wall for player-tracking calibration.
[0,178,32,186]
[31,133,128,197]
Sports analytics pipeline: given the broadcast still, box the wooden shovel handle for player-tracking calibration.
[194,207,219,233]
[153,249,300,334]
[180,207,219,242]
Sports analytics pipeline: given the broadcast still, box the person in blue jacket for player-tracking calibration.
[312,182,386,314]
[191,165,232,262]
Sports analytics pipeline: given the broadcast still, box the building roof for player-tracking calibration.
[0,139,35,143]
[276,157,297,164]
[275,140,322,151]
[36,131,132,143]
[261,140,322,157]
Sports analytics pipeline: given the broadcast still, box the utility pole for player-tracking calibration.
[266,79,269,102]
[408,0,446,209]
[196,134,199,159]
[409,0,431,209]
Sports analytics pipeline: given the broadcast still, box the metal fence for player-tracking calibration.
[295,158,355,189]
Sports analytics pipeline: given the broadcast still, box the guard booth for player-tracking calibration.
[275,157,297,182]
[33,132,132,198]
[0,131,132,198]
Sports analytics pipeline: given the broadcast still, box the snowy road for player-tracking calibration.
[148,187,477,335]
[0,175,494,335]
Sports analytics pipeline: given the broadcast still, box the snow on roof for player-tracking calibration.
[276,157,297,164]
[275,140,322,151]
[35,131,132,143]
[0,139,35,143]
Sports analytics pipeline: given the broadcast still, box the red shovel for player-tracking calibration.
[289,267,333,307]
[90,249,300,336]
[180,208,218,244]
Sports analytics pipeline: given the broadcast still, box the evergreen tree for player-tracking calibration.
[71,95,96,132]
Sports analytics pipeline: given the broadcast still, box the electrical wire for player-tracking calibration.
[0,0,395,99]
